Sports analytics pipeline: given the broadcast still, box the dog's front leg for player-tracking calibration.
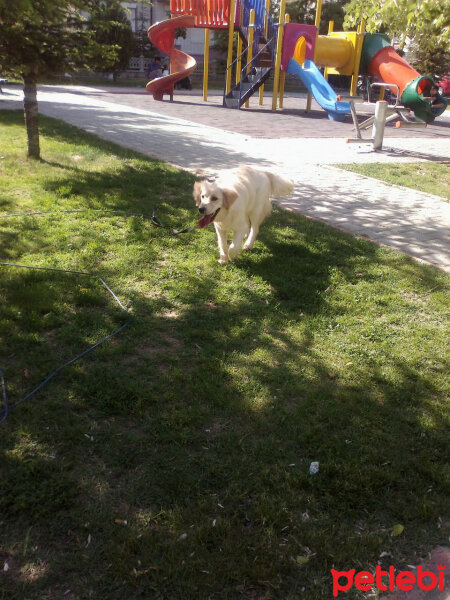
[228,230,246,261]
[215,226,229,264]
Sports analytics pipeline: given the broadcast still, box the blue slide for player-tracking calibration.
[287,58,351,122]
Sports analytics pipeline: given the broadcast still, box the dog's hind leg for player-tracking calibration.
[243,222,259,250]
[244,199,271,250]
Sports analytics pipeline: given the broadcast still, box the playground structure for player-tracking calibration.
[146,14,197,101]
[146,0,446,124]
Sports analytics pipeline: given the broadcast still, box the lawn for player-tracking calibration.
[337,161,450,200]
[0,109,449,600]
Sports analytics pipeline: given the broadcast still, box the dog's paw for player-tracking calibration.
[218,256,229,264]
[243,242,253,251]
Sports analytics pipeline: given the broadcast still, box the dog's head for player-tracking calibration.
[193,178,238,229]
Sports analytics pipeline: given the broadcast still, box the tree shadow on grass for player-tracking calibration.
[35,100,273,170]
[3,210,448,598]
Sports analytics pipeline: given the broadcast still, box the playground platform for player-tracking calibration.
[1,84,449,272]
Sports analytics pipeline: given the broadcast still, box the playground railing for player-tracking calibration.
[368,81,401,107]
[223,3,277,106]
[225,37,253,88]
[170,0,231,28]
[224,26,276,106]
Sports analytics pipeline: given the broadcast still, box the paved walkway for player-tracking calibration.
[1,85,449,272]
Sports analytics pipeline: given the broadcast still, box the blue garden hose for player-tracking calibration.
[0,261,131,425]
[0,208,196,424]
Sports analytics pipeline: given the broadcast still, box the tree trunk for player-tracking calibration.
[23,75,40,159]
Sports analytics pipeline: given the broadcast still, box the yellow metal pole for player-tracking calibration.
[306,0,323,113]
[324,19,333,81]
[226,0,237,94]
[278,12,289,108]
[203,28,210,102]
[236,35,243,85]
[245,9,255,108]
[272,0,287,111]
[315,0,323,28]
[259,0,271,105]
[351,19,365,96]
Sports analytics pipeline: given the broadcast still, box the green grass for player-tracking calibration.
[337,161,450,200]
[0,109,449,600]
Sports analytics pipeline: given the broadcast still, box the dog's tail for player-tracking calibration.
[266,171,294,198]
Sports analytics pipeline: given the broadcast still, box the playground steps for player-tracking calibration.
[223,3,276,109]
[256,44,272,67]
[223,66,272,108]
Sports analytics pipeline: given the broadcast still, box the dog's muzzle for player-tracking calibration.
[198,207,220,229]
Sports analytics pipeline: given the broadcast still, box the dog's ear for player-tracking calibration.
[193,182,202,206]
[222,189,238,209]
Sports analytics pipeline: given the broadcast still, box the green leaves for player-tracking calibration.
[86,0,136,74]
[0,0,131,78]
[344,0,450,75]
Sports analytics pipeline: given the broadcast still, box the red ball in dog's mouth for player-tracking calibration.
[198,208,220,229]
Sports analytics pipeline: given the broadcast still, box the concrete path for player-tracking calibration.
[1,85,449,272]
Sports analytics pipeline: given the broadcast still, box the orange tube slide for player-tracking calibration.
[147,15,197,101]
[369,46,421,96]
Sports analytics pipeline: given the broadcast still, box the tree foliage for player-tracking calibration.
[344,0,450,74]
[87,0,137,77]
[0,0,126,158]
[0,0,119,79]
[284,0,347,34]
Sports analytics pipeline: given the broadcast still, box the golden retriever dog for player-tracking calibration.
[193,166,294,264]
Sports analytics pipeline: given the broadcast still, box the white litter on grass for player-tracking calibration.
[178,533,188,541]
[3,561,9,572]
[309,461,319,475]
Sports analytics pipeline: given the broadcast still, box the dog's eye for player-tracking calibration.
[211,196,218,202]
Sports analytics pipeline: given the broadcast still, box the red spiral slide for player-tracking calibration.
[146,15,197,101]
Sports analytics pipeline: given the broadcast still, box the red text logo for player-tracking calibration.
[331,564,445,597]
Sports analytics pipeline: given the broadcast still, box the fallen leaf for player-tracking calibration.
[295,556,310,566]
[392,524,404,537]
